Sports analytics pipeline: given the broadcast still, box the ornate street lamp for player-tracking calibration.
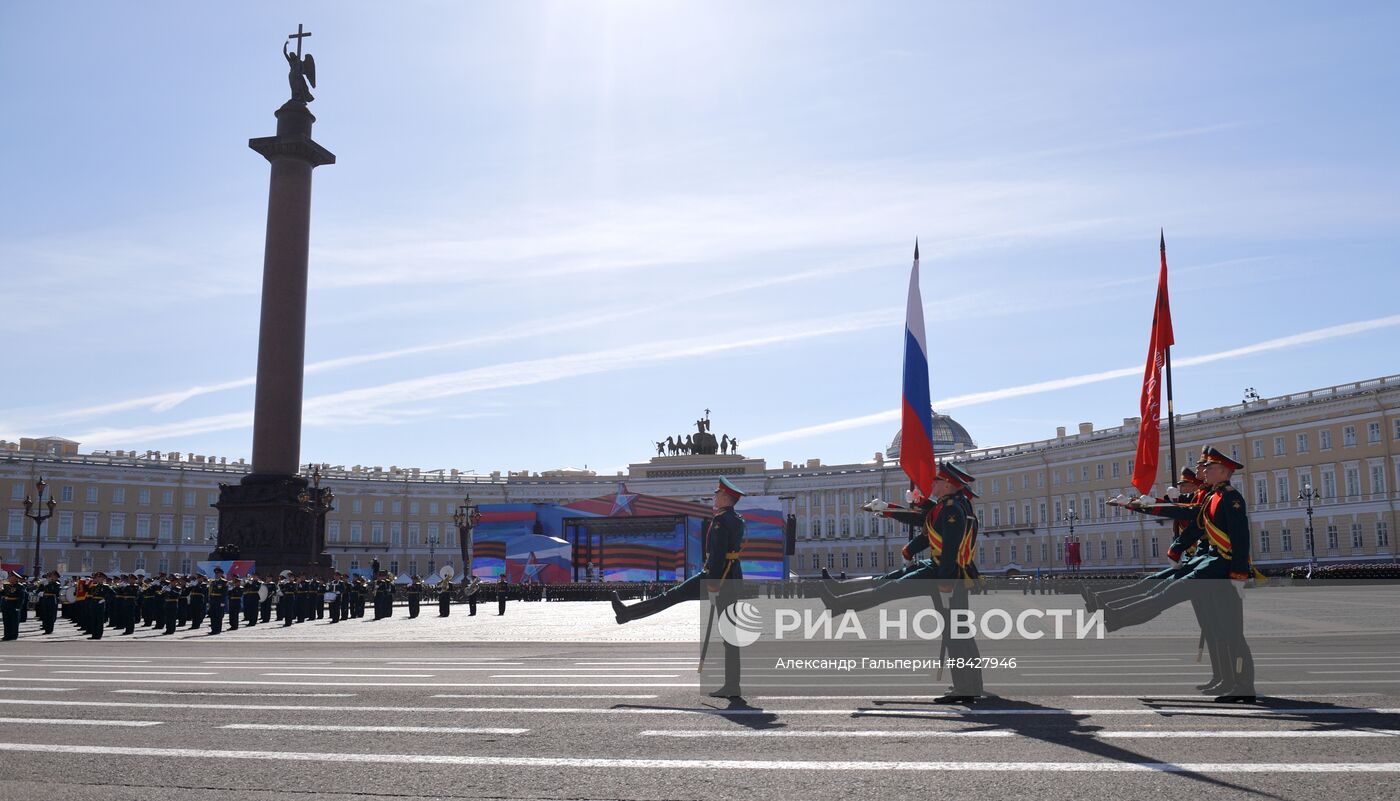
[297,466,336,570]
[22,476,57,577]
[1062,509,1079,573]
[453,496,481,580]
[1298,481,1321,576]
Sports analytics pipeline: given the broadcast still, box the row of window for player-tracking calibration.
[325,520,456,547]
[4,510,217,540]
[3,484,465,520]
[804,520,1394,572]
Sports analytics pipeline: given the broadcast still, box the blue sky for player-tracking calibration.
[1,2,1397,476]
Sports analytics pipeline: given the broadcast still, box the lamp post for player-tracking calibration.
[1062,509,1079,573]
[426,530,439,576]
[452,496,480,580]
[1298,482,1321,576]
[22,476,57,578]
[296,466,335,573]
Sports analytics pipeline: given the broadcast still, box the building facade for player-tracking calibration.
[3,374,1397,577]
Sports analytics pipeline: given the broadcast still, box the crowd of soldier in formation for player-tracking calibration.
[0,568,554,641]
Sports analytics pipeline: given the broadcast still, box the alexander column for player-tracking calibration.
[216,25,336,577]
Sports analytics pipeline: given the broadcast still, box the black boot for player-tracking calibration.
[934,693,977,704]
[610,592,630,625]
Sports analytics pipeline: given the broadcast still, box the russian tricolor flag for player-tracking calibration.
[901,241,936,499]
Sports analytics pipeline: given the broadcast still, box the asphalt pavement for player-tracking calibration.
[1,599,1397,801]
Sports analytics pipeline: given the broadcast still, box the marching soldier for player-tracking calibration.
[1102,446,1257,703]
[466,577,479,617]
[226,575,243,631]
[1095,467,1226,693]
[36,570,61,635]
[406,575,424,618]
[611,476,747,697]
[1,572,24,641]
[823,463,985,704]
[327,572,342,623]
[207,567,228,635]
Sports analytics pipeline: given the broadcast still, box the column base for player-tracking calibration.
[215,475,331,578]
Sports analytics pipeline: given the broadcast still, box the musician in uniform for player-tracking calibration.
[1,572,24,640]
[206,567,228,635]
[118,574,139,635]
[162,578,181,635]
[188,574,208,630]
[465,577,478,617]
[142,576,162,628]
[36,570,62,635]
[87,572,112,640]
[1102,446,1257,703]
[226,575,243,631]
[243,575,262,627]
[611,477,747,697]
[406,575,424,618]
[496,574,509,616]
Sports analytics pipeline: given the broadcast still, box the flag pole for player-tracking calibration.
[1161,230,1179,484]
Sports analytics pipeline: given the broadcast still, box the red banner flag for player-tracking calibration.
[1131,232,1175,495]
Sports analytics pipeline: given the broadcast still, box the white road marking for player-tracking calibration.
[222,723,528,735]
[52,671,217,676]
[0,678,699,688]
[431,694,660,699]
[0,717,161,727]
[642,729,1017,738]
[386,662,524,666]
[1,742,1399,772]
[3,698,1399,717]
[112,690,357,698]
[640,729,1400,740]
[489,674,679,679]
[259,673,436,678]
[0,687,75,692]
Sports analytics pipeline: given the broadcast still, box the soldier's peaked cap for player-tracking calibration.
[938,462,976,486]
[1199,446,1243,471]
[1180,466,1201,483]
[717,476,746,499]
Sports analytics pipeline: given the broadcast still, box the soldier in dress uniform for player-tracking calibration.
[820,463,985,703]
[188,574,208,629]
[350,576,367,618]
[1101,446,1257,703]
[243,575,261,627]
[611,476,748,697]
[279,573,297,627]
[406,576,424,618]
[1,572,24,641]
[119,574,139,635]
[36,570,62,635]
[142,576,161,628]
[206,567,228,635]
[441,576,458,617]
[1093,467,1226,693]
[496,574,509,616]
[162,578,181,635]
[87,572,111,640]
[226,575,243,631]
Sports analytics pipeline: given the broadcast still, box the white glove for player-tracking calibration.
[1164,485,1180,501]
[862,498,890,513]
[1232,580,1246,600]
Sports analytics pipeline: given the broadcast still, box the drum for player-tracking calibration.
[258,585,271,602]
[323,591,338,602]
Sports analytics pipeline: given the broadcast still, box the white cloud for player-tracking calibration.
[744,313,1400,449]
